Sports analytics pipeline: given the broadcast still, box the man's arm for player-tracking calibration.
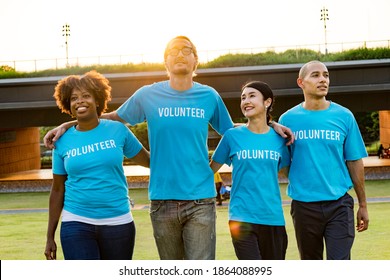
[131,147,150,168]
[210,160,223,174]
[101,111,124,122]
[43,120,77,149]
[43,111,125,149]
[346,159,369,232]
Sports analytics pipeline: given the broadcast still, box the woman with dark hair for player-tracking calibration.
[44,71,150,260]
[210,81,290,260]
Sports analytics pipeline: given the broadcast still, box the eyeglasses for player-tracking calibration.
[167,47,193,56]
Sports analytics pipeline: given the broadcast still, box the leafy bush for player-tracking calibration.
[2,47,389,79]
[0,65,15,72]
[128,122,149,150]
[328,47,390,61]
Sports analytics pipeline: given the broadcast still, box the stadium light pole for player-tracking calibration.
[62,24,71,67]
[320,7,329,55]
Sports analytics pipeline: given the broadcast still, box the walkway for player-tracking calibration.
[0,157,389,193]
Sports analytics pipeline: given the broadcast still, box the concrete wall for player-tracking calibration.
[0,127,40,174]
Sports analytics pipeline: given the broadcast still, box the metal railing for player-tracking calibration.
[1,39,389,73]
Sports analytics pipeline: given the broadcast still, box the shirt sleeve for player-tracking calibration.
[209,92,234,136]
[52,147,67,175]
[278,142,291,170]
[343,112,368,160]
[116,87,147,125]
[212,133,232,166]
[122,124,143,159]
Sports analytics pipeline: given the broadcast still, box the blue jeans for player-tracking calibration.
[60,221,135,260]
[150,198,216,260]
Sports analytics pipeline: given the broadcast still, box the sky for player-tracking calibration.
[1,0,390,70]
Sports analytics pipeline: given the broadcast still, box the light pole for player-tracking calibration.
[320,7,329,55]
[62,24,70,67]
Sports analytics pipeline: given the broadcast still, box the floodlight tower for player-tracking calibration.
[320,7,329,55]
[62,24,71,67]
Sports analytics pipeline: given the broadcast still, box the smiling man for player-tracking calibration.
[279,60,369,260]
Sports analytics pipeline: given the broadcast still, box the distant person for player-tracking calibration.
[214,172,224,206]
[43,36,293,260]
[44,71,150,260]
[279,60,369,260]
[210,81,290,260]
[377,144,384,159]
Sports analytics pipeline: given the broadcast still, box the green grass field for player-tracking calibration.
[1,180,389,260]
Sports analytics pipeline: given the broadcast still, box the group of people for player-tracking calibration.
[43,35,369,261]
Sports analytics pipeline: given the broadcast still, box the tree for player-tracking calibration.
[0,65,15,72]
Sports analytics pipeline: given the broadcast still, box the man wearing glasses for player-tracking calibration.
[118,36,234,260]
[44,36,292,260]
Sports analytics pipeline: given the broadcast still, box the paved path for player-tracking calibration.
[1,157,389,181]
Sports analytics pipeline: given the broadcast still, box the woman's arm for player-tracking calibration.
[44,174,66,260]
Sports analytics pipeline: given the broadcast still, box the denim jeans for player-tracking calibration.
[60,221,135,260]
[149,198,216,260]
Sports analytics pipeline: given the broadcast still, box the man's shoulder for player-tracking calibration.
[280,103,302,117]
[330,101,349,110]
[193,82,218,93]
[129,81,169,99]
[329,101,354,115]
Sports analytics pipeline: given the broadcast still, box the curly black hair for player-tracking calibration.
[53,70,112,117]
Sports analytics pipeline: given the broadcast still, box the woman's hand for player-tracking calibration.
[44,239,57,260]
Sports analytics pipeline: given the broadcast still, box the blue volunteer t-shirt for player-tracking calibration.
[279,102,367,202]
[52,119,142,219]
[212,126,290,226]
[117,81,234,200]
